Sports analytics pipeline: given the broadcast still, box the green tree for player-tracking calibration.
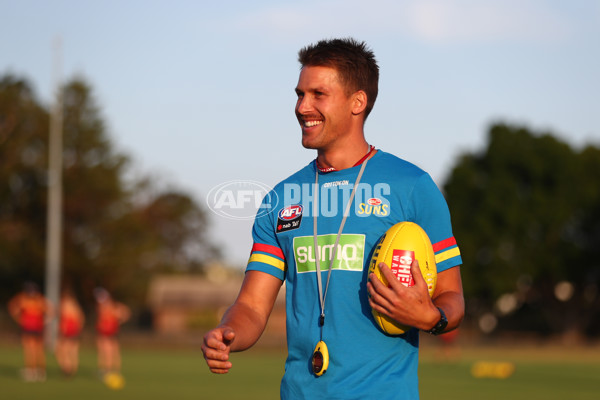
[444,123,600,337]
[60,78,136,303]
[0,75,49,295]
[0,74,219,311]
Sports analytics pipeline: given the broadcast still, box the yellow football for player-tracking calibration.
[103,372,125,390]
[369,221,437,335]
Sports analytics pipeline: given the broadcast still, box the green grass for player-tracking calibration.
[1,341,599,399]
[418,343,600,400]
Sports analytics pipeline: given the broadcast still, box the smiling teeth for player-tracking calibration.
[305,120,322,127]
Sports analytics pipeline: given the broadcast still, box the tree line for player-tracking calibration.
[1,73,599,337]
[0,74,219,313]
[444,123,600,339]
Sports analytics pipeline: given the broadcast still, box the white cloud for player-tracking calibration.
[222,0,575,45]
[405,0,572,44]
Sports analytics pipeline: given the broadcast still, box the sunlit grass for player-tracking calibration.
[1,338,599,400]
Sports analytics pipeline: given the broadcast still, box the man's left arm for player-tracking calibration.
[367,261,464,333]
[426,265,464,333]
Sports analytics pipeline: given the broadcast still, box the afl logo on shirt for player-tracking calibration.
[277,205,303,233]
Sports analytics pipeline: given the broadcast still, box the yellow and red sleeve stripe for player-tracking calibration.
[432,236,461,265]
[247,243,286,272]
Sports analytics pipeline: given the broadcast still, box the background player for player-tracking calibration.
[55,287,85,377]
[8,281,54,382]
[94,287,130,378]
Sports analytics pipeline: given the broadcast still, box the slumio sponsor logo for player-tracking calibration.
[206,180,278,220]
[293,234,366,273]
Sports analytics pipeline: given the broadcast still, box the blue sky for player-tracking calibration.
[2,0,599,266]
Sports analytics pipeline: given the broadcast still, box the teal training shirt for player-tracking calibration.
[247,150,462,400]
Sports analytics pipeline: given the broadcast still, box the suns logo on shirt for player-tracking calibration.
[357,197,390,216]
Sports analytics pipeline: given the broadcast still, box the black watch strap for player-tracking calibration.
[426,307,448,335]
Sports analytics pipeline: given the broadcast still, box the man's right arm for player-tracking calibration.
[201,270,282,374]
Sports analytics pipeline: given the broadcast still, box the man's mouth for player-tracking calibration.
[304,120,323,128]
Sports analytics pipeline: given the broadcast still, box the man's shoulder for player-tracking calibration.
[372,150,429,178]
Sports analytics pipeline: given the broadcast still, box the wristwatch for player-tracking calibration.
[426,307,448,335]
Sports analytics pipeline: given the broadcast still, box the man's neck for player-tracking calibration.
[316,140,373,172]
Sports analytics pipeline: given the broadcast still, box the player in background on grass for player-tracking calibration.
[94,287,130,378]
[55,287,85,377]
[8,281,54,382]
[202,38,464,399]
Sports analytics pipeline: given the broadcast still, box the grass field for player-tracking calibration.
[1,338,599,399]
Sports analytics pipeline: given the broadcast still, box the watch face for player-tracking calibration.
[429,307,448,335]
[438,318,448,331]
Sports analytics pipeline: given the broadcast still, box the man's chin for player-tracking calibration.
[301,135,319,150]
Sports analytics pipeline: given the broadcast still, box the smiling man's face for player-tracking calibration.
[294,65,355,151]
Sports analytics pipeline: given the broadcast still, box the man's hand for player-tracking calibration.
[202,326,236,374]
[200,270,284,374]
[367,259,439,331]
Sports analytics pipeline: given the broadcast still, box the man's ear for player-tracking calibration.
[351,90,368,115]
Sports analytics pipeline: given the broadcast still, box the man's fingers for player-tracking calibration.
[202,332,234,374]
[210,368,231,374]
[202,344,230,361]
[206,359,233,374]
[222,328,236,344]
[379,259,426,290]
[204,327,235,351]
[377,262,396,286]
[411,259,426,286]
[203,334,226,351]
